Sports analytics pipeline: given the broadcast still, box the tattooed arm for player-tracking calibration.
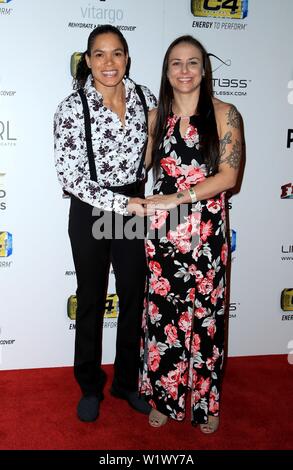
[218,105,241,170]
[175,101,241,204]
[145,101,241,210]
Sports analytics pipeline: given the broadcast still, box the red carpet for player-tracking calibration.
[0,355,292,450]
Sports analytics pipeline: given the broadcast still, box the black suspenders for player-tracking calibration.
[77,88,98,182]
[134,85,149,180]
[77,84,149,184]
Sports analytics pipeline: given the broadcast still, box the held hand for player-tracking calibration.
[127,197,148,217]
[145,194,179,213]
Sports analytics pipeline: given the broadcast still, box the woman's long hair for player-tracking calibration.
[73,24,130,90]
[152,35,219,178]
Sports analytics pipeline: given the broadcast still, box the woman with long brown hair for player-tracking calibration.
[140,35,242,433]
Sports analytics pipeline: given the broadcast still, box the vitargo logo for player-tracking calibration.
[80,3,124,23]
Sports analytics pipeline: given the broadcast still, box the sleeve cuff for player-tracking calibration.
[113,194,130,216]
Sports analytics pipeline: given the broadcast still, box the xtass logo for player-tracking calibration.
[209,54,250,96]
[209,53,231,73]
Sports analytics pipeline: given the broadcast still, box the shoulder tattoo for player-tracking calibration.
[226,106,240,128]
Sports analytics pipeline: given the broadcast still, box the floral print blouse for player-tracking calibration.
[54,75,157,215]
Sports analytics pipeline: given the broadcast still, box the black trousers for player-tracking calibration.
[68,196,147,396]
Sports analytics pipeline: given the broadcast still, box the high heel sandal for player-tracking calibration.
[149,408,168,427]
[200,415,219,434]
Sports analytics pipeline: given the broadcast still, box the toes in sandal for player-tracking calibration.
[149,408,168,427]
[200,416,219,434]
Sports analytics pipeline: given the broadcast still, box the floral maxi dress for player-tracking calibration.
[140,114,228,425]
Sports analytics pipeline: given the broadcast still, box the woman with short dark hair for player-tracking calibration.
[54,25,156,422]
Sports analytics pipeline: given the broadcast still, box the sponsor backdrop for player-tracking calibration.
[0,0,292,370]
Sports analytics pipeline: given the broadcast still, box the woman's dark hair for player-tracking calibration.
[73,24,130,89]
[152,35,219,178]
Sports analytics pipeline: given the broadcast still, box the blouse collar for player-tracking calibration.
[84,74,136,107]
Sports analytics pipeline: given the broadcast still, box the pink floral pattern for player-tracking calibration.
[140,113,227,425]
[183,124,200,148]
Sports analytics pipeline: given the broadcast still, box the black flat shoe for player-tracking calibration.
[110,384,151,415]
[77,395,102,422]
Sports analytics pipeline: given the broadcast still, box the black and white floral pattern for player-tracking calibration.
[54,75,157,214]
